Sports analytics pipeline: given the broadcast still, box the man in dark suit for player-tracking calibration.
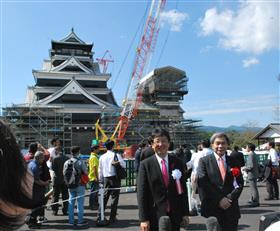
[140,136,155,161]
[197,133,244,231]
[229,146,245,169]
[137,128,189,231]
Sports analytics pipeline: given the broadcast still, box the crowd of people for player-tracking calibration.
[0,118,280,231]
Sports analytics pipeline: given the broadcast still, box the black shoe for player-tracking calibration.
[52,211,58,216]
[62,211,68,216]
[37,216,48,224]
[28,223,41,229]
[264,197,274,200]
[249,202,260,207]
[109,217,117,223]
[77,221,88,227]
[274,197,279,200]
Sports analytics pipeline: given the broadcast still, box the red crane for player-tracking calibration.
[96,50,114,74]
[117,0,166,140]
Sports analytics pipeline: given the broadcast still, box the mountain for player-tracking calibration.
[200,125,263,133]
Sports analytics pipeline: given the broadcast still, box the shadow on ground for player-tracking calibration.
[187,223,206,230]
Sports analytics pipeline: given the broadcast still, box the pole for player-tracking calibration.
[187,178,192,212]
[96,184,109,226]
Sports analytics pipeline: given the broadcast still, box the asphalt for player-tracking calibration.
[21,182,280,231]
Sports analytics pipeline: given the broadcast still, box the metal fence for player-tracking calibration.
[80,155,136,187]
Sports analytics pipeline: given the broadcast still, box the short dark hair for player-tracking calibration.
[105,139,114,150]
[71,146,80,155]
[151,128,170,142]
[147,136,153,145]
[268,141,275,148]
[168,141,174,151]
[91,145,99,152]
[29,142,38,154]
[51,137,60,146]
[247,143,256,151]
[210,132,230,145]
[201,139,210,148]
[139,139,148,148]
[233,146,239,151]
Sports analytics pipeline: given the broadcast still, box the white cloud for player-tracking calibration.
[200,1,279,54]
[161,9,188,32]
[242,57,259,68]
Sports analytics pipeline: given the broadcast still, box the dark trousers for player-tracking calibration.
[218,218,238,231]
[89,181,99,207]
[266,177,279,199]
[52,183,69,214]
[29,186,46,224]
[29,207,44,224]
[102,176,121,219]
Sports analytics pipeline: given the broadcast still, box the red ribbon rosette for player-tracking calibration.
[231,167,240,189]
[231,167,241,177]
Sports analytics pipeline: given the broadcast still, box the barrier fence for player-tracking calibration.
[80,155,137,187]
[80,154,269,188]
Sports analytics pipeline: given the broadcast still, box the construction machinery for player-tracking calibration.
[94,0,166,152]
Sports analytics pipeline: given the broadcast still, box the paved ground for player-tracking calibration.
[21,182,280,231]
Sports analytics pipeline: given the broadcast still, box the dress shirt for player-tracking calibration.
[213,152,227,169]
[155,153,169,173]
[193,148,213,175]
[268,148,279,166]
[47,147,56,169]
[98,150,125,181]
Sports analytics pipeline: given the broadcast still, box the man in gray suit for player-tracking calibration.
[244,143,259,207]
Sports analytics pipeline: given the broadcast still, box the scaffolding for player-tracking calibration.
[2,105,73,154]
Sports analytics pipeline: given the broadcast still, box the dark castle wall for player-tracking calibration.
[72,130,94,154]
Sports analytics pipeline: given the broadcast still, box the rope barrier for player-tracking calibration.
[31,186,130,213]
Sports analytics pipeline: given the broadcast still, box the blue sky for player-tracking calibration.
[0,0,279,128]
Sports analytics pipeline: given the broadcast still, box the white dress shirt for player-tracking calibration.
[155,153,169,173]
[268,148,279,166]
[46,147,56,169]
[98,150,125,181]
[192,148,213,176]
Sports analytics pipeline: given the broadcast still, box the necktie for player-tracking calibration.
[161,159,170,212]
[218,157,226,181]
[161,159,169,187]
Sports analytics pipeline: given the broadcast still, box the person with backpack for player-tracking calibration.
[63,146,88,226]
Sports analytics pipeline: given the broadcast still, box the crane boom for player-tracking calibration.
[117,0,166,139]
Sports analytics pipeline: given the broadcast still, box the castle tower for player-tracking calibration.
[3,29,119,154]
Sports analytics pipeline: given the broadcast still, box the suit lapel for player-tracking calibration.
[152,155,166,187]
[210,154,224,185]
[168,155,174,183]
[225,155,232,180]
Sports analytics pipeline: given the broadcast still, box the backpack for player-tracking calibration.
[63,158,81,188]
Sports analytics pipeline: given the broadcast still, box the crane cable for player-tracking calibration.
[155,0,179,67]
[110,2,150,90]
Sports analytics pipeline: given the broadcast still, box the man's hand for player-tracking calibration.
[140,221,150,231]
[218,197,232,210]
[180,216,189,228]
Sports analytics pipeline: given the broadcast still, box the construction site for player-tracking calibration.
[2,1,201,155]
